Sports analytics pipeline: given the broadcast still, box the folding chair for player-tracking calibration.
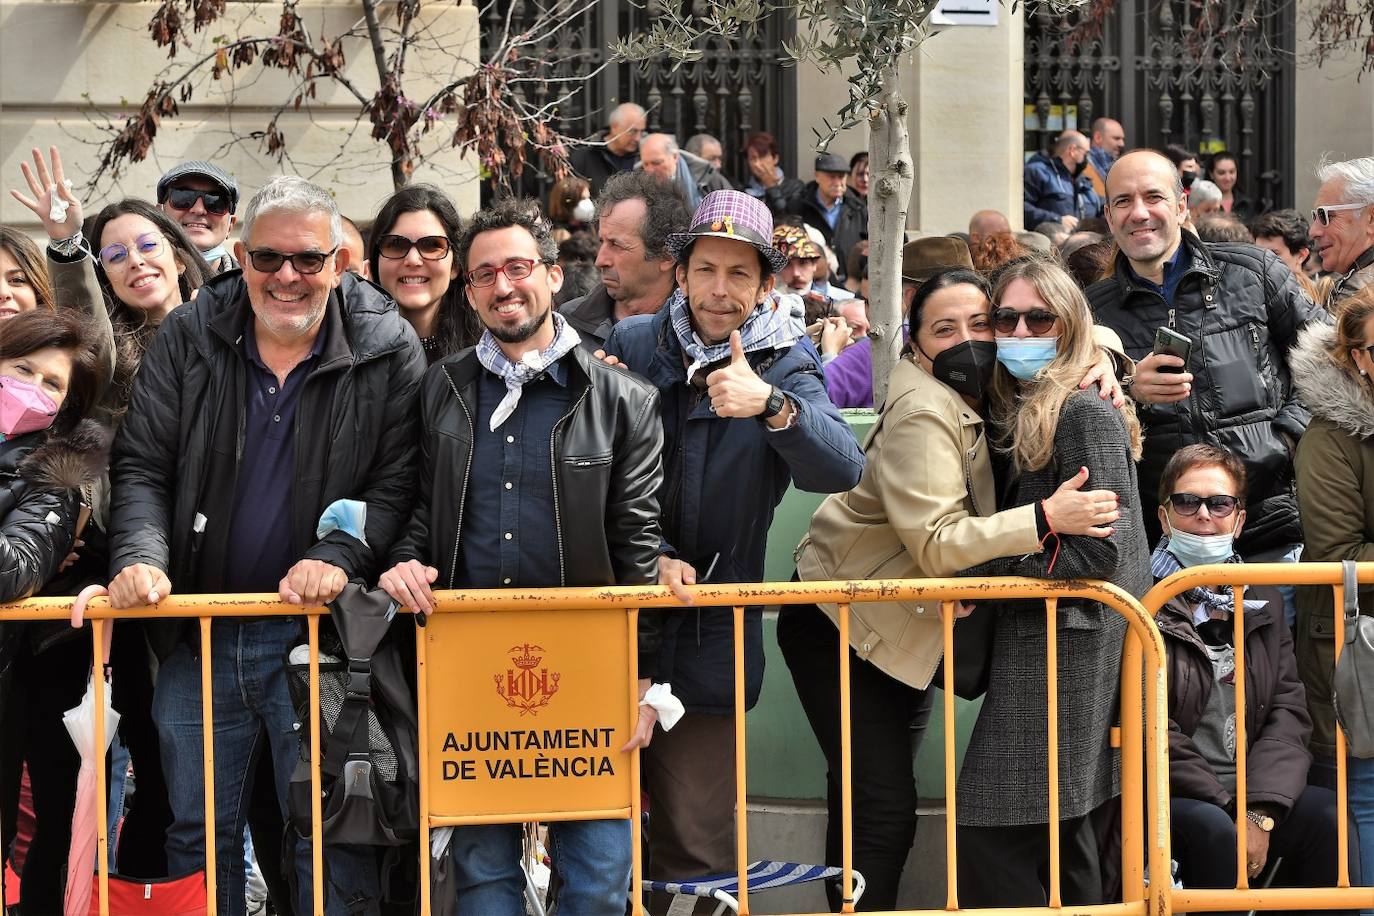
[645,861,866,916]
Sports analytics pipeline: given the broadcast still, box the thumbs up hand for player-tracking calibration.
[705,331,774,418]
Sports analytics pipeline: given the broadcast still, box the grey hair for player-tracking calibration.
[644,133,679,155]
[239,176,343,249]
[1316,156,1374,205]
[1190,179,1222,206]
[685,134,719,157]
[609,102,646,131]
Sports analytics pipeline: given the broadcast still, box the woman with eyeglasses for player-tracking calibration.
[0,309,110,914]
[1151,443,1346,909]
[369,183,478,363]
[1290,285,1374,896]
[950,257,1148,907]
[786,266,1126,911]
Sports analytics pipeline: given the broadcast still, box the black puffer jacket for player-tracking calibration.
[1085,232,1328,554]
[108,271,425,655]
[0,421,108,670]
[387,345,667,676]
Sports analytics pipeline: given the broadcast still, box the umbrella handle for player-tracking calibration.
[71,585,113,666]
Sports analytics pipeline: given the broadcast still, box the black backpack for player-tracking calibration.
[286,584,420,847]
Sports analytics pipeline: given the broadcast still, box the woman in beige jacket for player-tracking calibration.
[781,267,1122,911]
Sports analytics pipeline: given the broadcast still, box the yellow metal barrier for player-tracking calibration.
[1141,561,1374,914]
[2,577,1172,916]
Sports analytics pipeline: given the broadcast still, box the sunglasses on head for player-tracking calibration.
[1169,493,1240,518]
[376,234,451,260]
[992,307,1057,335]
[245,248,337,275]
[165,187,232,215]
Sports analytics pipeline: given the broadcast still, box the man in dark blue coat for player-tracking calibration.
[1024,130,1103,230]
[603,189,864,909]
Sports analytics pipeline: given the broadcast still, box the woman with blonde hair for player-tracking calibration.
[954,256,1149,907]
[1289,284,1374,896]
[784,266,1127,911]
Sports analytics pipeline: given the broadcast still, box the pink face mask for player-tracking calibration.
[0,375,60,438]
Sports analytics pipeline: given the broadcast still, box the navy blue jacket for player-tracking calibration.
[604,307,864,714]
[1023,152,1102,227]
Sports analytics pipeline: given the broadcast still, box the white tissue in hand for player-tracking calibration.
[48,180,73,224]
[640,683,685,731]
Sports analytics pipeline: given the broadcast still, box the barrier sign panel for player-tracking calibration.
[423,607,633,818]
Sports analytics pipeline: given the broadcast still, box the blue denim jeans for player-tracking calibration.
[153,618,381,916]
[448,818,631,915]
[1310,753,1374,916]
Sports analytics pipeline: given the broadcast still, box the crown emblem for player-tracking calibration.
[495,643,560,715]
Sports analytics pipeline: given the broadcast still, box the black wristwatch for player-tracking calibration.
[760,386,787,419]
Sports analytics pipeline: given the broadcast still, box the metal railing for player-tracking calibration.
[3,577,1172,915]
[1141,561,1374,915]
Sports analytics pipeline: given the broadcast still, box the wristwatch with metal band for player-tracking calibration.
[1246,809,1275,832]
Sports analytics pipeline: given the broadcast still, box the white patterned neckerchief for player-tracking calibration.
[474,311,581,430]
[667,288,800,381]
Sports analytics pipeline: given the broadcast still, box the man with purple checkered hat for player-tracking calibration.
[603,190,864,909]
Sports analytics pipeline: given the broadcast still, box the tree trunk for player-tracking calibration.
[866,61,914,408]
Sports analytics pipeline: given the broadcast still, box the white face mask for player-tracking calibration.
[1165,512,1239,567]
[572,199,596,223]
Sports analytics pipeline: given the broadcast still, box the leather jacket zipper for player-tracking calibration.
[442,372,476,588]
[550,386,592,587]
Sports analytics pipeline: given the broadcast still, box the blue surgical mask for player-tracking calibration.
[995,336,1059,380]
[1165,518,1237,568]
[201,243,227,264]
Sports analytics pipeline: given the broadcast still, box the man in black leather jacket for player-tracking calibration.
[379,198,666,914]
[1087,150,1328,611]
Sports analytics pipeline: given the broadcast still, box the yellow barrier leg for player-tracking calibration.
[942,601,959,912]
[1045,598,1062,910]
[1119,630,1144,905]
[1232,587,1250,892]
[733,605,749,916]
[417,615,432,916]
[630,608,645,916]
[837,603,855,914]
[200,616,217,916]
[93,618,110,916]
[1334,580,1351,889]
[307,615,324,915]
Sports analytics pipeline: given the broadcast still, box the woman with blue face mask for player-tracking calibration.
[1152,443,1348,908]
[784,266,1128,910]
[952,256,1150,908]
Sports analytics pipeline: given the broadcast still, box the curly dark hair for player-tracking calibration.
[369,183,478,358]
[594,171,689,262]
[1249,209,1311,256]
[455,196,559,275]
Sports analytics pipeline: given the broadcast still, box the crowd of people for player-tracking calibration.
[0,103,1372,916]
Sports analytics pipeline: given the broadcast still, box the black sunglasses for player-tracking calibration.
[245,247,338,275]
[992,307,1057,335]
[165,187,232,215]
[1169,493,1240,518]
[377,234,451,260]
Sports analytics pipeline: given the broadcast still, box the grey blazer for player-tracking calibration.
[956,388,1150,827]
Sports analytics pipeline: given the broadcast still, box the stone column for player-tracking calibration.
[791,6,1025,235]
